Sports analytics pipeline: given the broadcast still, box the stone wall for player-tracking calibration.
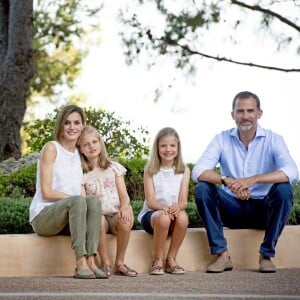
[0,153,39,175]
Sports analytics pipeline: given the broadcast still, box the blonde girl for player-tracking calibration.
[78,125,137,277]
[138,127,190,275]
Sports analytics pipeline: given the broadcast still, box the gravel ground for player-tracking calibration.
[0,268,299,299]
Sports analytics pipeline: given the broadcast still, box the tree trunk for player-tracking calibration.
[0,0,34,161]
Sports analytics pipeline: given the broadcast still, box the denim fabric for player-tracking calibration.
[194,182,293,257]
[31,195,102,260]
[140,211,155,234]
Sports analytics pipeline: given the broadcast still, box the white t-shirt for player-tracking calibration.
[137,167,183,223]
[29,141,83,223]
[82,161,126,215]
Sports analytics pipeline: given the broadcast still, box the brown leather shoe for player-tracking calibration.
[207,255,233,273]
[259,254,276,273]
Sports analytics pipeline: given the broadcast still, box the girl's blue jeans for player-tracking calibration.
[194,182,293,257]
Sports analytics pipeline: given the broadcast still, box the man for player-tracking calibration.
[192,91,299,273]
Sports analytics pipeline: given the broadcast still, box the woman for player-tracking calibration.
[29,105,107,279]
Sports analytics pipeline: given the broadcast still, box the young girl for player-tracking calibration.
[138,127,190,275]
[78,125,138,277]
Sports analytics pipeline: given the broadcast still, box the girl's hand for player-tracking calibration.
[167,204,179,220]
[118,206,133,224]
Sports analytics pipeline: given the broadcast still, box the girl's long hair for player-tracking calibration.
[146,127,185,175]
[78,125,111,173]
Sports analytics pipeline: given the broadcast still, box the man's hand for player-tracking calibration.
[227,177,254,200]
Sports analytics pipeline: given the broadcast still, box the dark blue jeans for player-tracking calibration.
[194,182,293,257]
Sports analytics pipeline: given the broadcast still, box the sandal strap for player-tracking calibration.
[115,264,138,276]
[166,257,176,262]
[170,265,185,272]
[151,265,164,271]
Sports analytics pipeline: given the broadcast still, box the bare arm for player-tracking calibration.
[116,174,130,209]
[177,166,190,210]
[115,174,133,223]
[197,169,222,185]
[167,166,190,219]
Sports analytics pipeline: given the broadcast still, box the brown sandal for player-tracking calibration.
[150,258,165,275]
[115,264,138,277]
[166,257,185,274]
[100,264,111,278]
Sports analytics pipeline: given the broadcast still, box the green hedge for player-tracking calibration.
[0,198,201,234]
[0,158,196,201]
[1,195,299,234]
[0,198,33,233]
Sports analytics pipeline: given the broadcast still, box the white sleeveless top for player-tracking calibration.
[29,141,83,222]
[137,167,183,223]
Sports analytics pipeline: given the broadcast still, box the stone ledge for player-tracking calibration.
[0,226,299,277]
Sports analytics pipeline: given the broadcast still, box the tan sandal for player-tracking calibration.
[115,264,138,277]
[166,257,185,274]
[150,258,165,275]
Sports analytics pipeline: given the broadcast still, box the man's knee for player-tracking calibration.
[194,181,214,201]
[271,183,293,202]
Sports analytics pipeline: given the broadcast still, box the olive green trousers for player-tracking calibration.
[32,195,101,260]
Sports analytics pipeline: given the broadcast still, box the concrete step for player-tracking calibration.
[0,226,299,277]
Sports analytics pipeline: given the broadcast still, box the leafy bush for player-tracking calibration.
[24,107,150,159]
[0,198,33,234]
[0,165,37,198]
[1,190,300,234]
[120,157,147,201]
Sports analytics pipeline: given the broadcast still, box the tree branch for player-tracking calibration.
[180,44,300,72]
[230,0,300,33]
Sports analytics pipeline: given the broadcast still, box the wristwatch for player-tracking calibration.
[221,175,227,186]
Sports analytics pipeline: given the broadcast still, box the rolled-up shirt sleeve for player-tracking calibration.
[192,135,222,182]
[273,135,299,184]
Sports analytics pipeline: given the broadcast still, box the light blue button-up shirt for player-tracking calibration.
[192,125,299,198]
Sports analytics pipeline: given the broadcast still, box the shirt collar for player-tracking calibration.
[231,124,266,139]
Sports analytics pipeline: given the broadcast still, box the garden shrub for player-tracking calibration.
[25,107,150,159]
[0,191,299,234]
[119,157,146,202]
[0,198,33,234]
[5,165,37,198]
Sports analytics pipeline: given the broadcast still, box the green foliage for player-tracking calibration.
[131,200,143,230]
[0,198,33,234]
[85,108,150,159]
[24,107,150,159]
[119,1,300,73]
[30,0,102,103]
[1,186,300,233]
[0,174,9,197]
[119,157,147,201]
[0,165,37,198]
[289,182,300,225]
